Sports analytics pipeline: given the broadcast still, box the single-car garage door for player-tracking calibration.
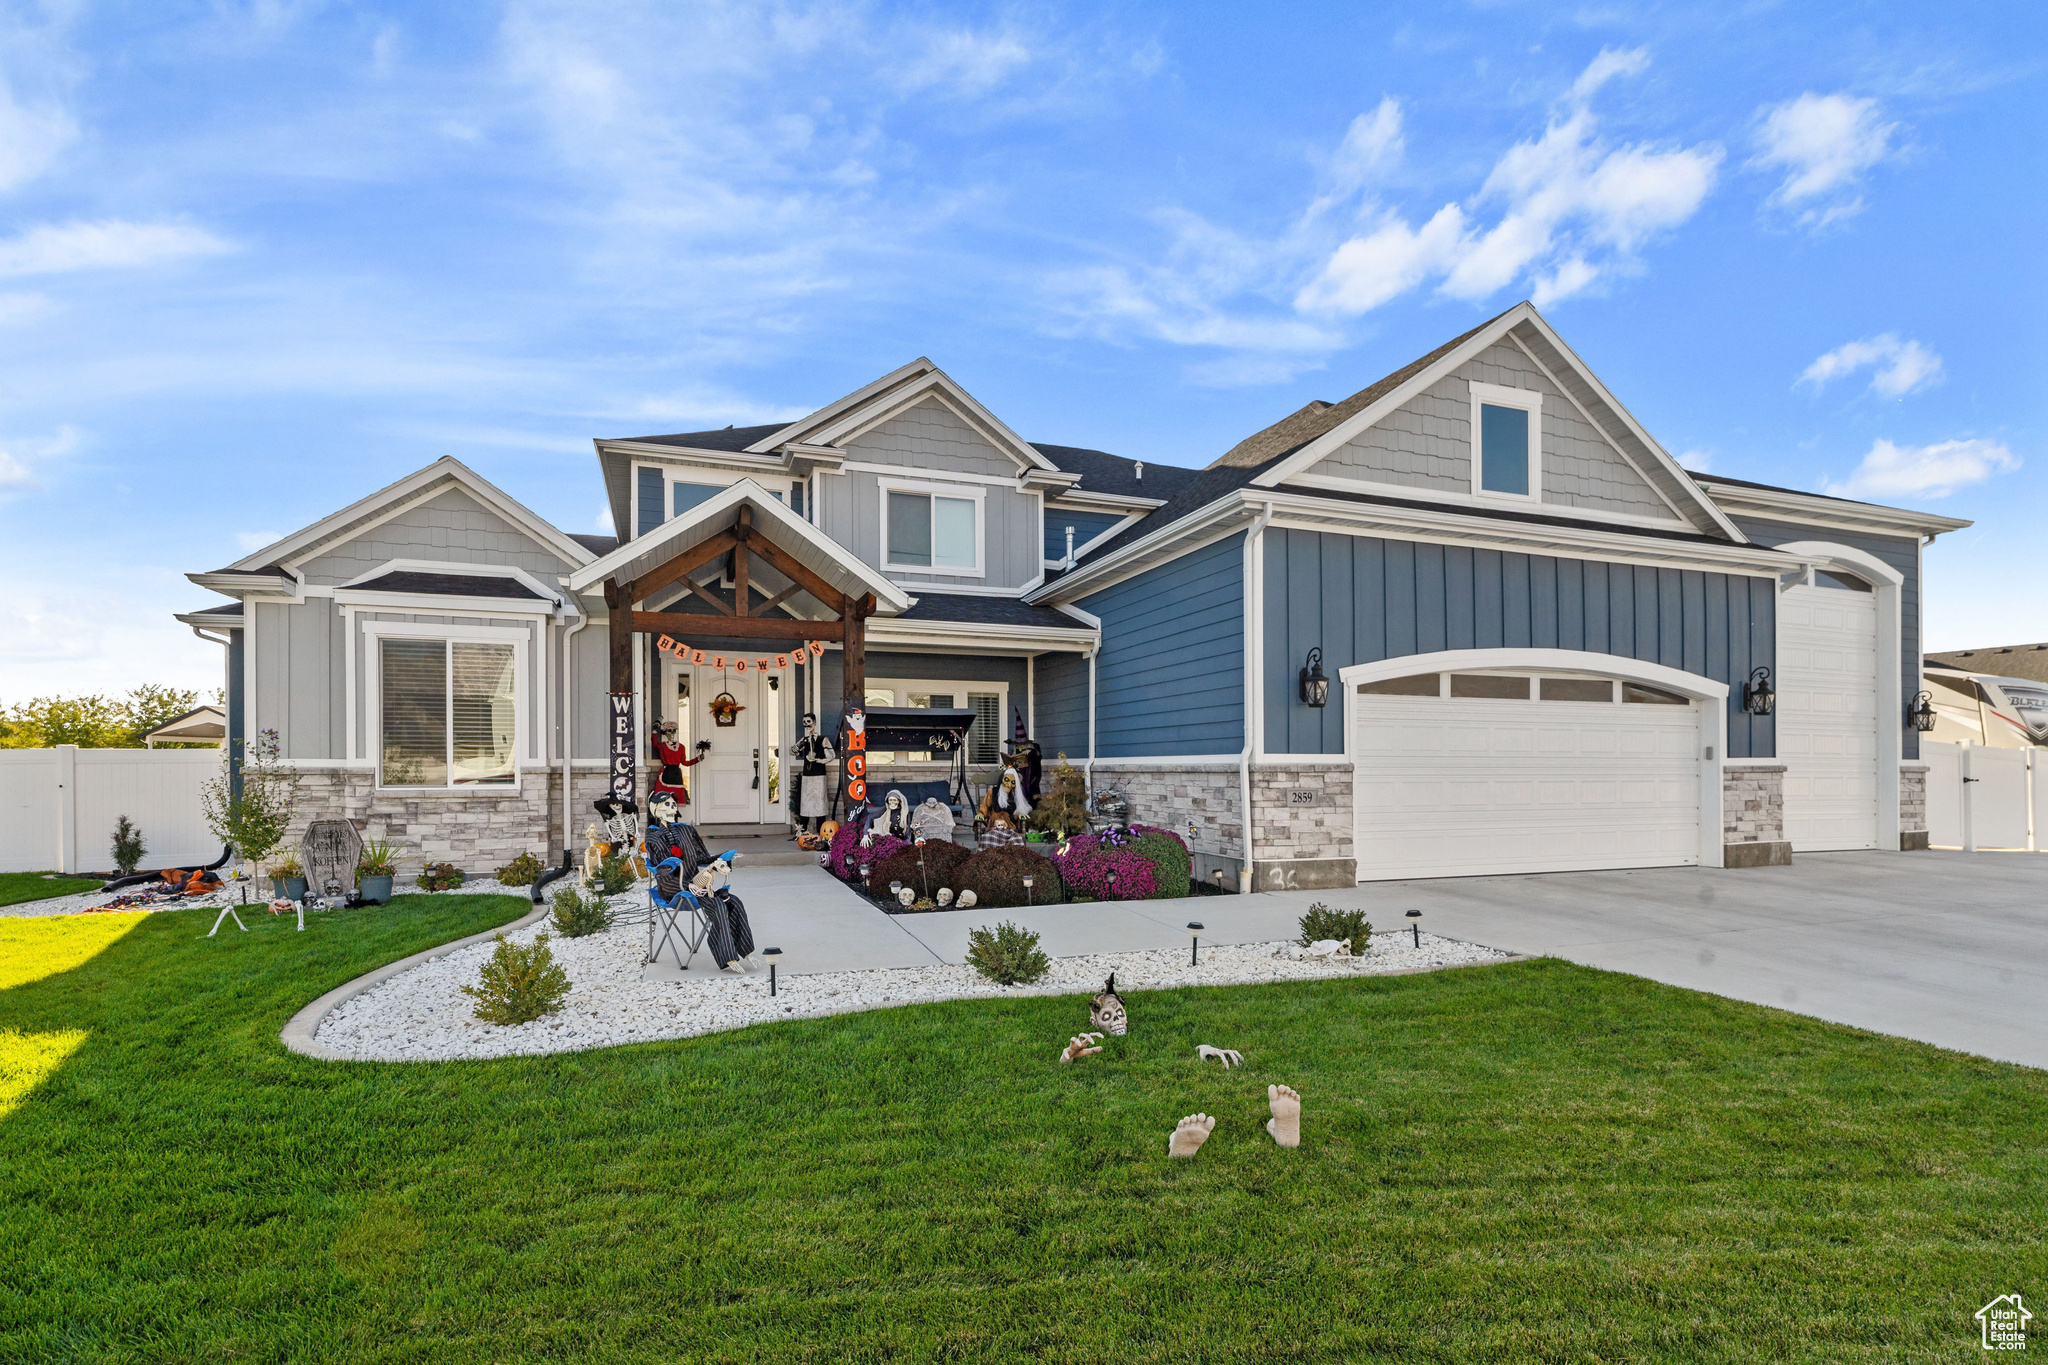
[1778,571,1881,851]
[1352,669,1703,882]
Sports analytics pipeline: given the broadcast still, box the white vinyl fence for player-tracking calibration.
[1923,740,2048,853]
[0,746,225,874]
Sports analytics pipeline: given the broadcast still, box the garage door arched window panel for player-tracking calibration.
[1539,677,1615,703]
[1449,673,1529,700]
[1358,673,1441,697]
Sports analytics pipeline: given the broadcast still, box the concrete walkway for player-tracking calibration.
[723,850,2048,1070]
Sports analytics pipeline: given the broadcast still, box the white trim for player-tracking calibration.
[840,460,1023,489]
[343,604,357,762]
[232,457,593,575]
[1030,496,1261,604]
[1048,489,1167,512]
[1770,539,1905,853]
[1699,480,1973,538]
[648,464,796,532]
[1281,472,1690,531]
[801,372,1060,473]
[868,620,1096,655]
[333,590,560,617]
[1088,756,1245,769]
[336,559,568,607]
[1340,647,1728,870]
[878,475,987,579]
[360,619,534,793]
[1467,380,1543,503]
[742,357,935,453]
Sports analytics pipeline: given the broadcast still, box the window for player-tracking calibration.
[864,679,1007,765]
[1450,674,1530,700]
[380,639,516,786]
[1358,674,1440,696]
[1540,677,1615,702]
[883,484,981,574]
[1814,569,1872,592]
[1622,682,1689,705]
[1469,382,1541,499]
[969,692,1002,764]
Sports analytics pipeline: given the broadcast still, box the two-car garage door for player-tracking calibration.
[1353,669,1703,882]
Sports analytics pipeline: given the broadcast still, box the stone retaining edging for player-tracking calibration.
[280,902,552,1062]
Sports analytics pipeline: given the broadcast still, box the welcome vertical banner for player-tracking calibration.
[609,692,636,804]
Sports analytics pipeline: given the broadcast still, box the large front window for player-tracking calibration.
[380,639,516,787]
[885,489,978,571]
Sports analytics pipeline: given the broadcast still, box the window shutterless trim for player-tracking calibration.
[1468,380,1543,503]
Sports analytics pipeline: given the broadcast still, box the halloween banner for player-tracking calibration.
[655,635,827,674]
[608,691,635,803]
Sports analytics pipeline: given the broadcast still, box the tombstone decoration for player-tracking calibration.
[300,820,363,906]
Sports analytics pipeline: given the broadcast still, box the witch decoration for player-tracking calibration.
[976,768,1032,849]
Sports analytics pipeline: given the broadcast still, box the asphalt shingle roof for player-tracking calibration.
[897,593,1089,630]
[567,532,619,556]
[355,571,546,600]
[1032,443,1198,500]
[609,423,788,452]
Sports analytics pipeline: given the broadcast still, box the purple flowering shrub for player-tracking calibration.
[1051,835,1158,901]
[826,817,911,883]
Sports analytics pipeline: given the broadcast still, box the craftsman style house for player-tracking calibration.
[179,302,1968,889]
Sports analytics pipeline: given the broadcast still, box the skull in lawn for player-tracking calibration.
[1089,973,1128,1036]
[956,890,977,909]
[935,887,954,906]
[896,886,916,908]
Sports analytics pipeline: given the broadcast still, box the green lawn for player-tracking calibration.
[0,873,102,909]
[1,896,2044,1363]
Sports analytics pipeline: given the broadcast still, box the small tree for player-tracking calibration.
[965,920,1051,986]
[1028,752,1089,837]
[201,728,299,877]
[461,934,571,1024]
[110,815,147,876]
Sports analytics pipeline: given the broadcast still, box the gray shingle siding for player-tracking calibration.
[1080,532,1245,757]
[846,397,1022,479]
[1261,528,1777,759]
[295,488,579,585]
[1304,340,1675,519]
[1732,515,1922,761]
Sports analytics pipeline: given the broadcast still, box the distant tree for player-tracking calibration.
[120,684,203,746]
[0,686,206,749]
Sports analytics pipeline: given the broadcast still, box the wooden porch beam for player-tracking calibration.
[629,528,739,606]
[630,610,842,643]
[740,531,851,619]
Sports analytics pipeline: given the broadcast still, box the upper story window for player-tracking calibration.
[882,478,983,576]
[1469,381,1542,501]
[634,465,792,538]
[380,636,517,787]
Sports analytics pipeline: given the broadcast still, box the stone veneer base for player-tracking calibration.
[1250,856,1359,891]
[1722,840,1793,869]
[1900,830,1930,851]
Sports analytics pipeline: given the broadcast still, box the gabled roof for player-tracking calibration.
[1245,301,1741,540]
[1694,472,1973,537]
[206,457,595,578]
[1035,443,1197,502]
[352,570,547,600]
[610,423,787,453]
[567,479,912,616]
[765,360,1064,475]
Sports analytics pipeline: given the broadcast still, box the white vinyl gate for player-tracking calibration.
[1352,675,1703,881]
[1923,740,2048,852]
[0,746,224,874]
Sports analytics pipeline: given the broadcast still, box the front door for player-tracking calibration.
[694,667,762,825]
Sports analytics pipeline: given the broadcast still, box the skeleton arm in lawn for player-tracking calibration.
[1195,1044,1244,1069]
[1059,1033,1105,1064]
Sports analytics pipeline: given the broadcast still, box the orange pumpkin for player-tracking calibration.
[819,821,840,840]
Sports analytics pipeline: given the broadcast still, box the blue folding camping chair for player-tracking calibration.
[647,857,709,969]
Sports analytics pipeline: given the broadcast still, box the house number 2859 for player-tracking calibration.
[1286,789,1318,806]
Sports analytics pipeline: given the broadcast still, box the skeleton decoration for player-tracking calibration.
[793,712,836,832]
[956,889,978,908]
[896,886,916,908]
[1089,973,1128,1036]
[910,796,954,843]
[877,789,912,840]
[1060,1032,1104,1064]
[1196,1044,1244,1069]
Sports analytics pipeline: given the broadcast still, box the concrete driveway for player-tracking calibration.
[1280,850,2048,1071]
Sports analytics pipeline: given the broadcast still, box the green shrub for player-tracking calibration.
[586,851,636,896]
[1297,903,1372,956]
[461,933,571,1024]
[549,885,614,938]
[110,815,147,877]
[356,838,400,878]
[950,846,1063,909]
[867,840,971,900]
[1130,827,1192,898]
[416,862,466,893]
[494,851,545,887]
[965,920,1050,986]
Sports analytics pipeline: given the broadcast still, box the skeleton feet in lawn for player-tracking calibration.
[1167,1113,1216,1158]
[1265,1085,1301,1148]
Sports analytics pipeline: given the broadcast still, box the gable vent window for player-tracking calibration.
[885,487,979,573]
[1470,382,1542,500]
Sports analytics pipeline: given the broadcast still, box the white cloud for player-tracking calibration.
[1799,333,1943,398]
[1826,437,2017,500]
[595,504,615,534]
[0,221,236,277]
[236,531,283,553]
[1674,448,1713,472]
[1753,93,1897,227]
[1569,46,1650,103]
[0,426,80,493]
[0,450,34,489]
[0,74,76,192]
[1305,79,1721,314]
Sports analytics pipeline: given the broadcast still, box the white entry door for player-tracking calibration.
[1351,670,1703,881]
[693,668,762,825]
[1778,577,1880,851]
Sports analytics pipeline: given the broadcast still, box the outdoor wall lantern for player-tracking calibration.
[1187,921,1205,966]
[1908,691,1937,733]
[1299,647,1330,708]
[1405,907,1422,949]
[763,946,782,997]
[1742,665,1776,717]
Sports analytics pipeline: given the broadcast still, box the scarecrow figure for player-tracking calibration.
[793,712,836,833]
[650,720,708,808]
[976,767,1032,849]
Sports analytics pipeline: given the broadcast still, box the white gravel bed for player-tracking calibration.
[7,875,540,918]
[313,909,1514,1062]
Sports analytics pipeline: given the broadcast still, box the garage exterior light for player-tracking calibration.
[1299,648,1330,708]
[1742,666,1776,717]
[1908,691,1937,733]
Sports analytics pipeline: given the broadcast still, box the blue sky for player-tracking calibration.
[0,0,2040,697]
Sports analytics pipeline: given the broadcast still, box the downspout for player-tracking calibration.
[560,606,593,866]
[1239,502,1274,893]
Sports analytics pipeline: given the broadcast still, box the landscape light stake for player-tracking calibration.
[1022,874,1035,906]
[1406,908,1421,949]
[1106,869,1117,901]
[1187,921,1204,966]
[764,947,782,997]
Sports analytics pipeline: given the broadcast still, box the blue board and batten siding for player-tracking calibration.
[1259,528,1778,758]
[1043,509,1124,561]
[1731,516,1922,762]
[1033,652,1090,758]
[1077,532,1245,756]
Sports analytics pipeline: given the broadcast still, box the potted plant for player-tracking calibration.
[357,838,400,905]
[272,855,307,901]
